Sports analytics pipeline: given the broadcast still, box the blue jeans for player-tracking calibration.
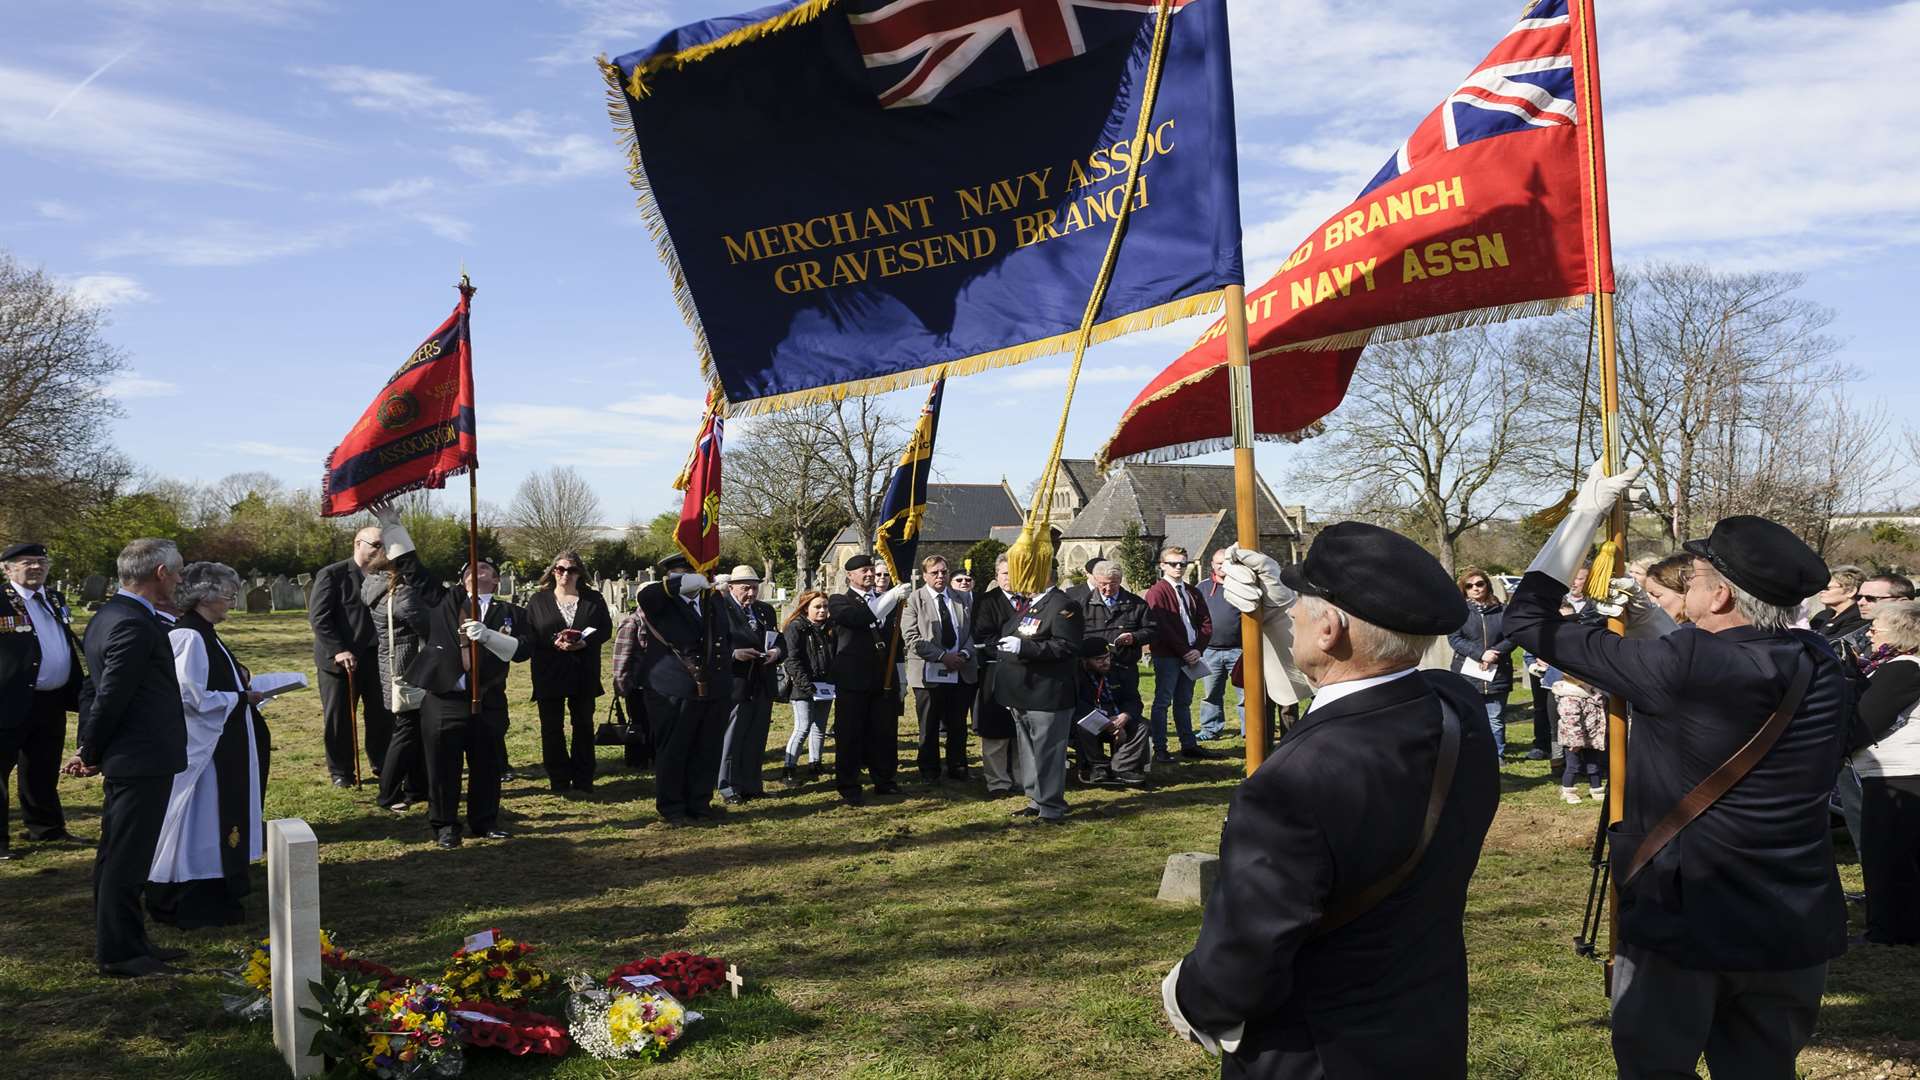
[1484,696,1507,759]
[1196,647,1243,740]
[1151,654,1198,755]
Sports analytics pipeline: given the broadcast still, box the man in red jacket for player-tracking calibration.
[1144,547,1217,764]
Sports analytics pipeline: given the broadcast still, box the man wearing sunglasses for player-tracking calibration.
[1145,547,1216,764]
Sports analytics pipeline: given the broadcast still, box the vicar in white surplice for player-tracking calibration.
[147,562,268,929]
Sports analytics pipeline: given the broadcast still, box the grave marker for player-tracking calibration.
[246,586,272,614]
[267,818,322,1078]
[80,574,109,603]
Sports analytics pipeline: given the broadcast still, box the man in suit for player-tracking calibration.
[992,556,1085,823]
[1163,522,1500,1076]
[828,554,912,806]
[371,508,532,848]
[718,565,781,804]
[72,538,190,978]
[1080,560,1149,693]
[901,554,977,782]
[1144,546,1217,764]
[1505,464,1850,1080]
[1072,638,1149,785]
[636,555,746,824]
[309,525,392,787]
[971,554,1020,797]
[1,542,86,856]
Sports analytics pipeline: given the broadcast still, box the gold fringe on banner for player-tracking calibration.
[620,0,837,98]
[1091,362,1326,470]
[1256,293,1589,358]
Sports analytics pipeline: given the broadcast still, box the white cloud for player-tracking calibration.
[34,199,85,222]
[531,0,675,69]
[215,440,316,464]
[414,212,473,243]
[351,177,436,206]
[0,63,323,183]
[1001,361,1164,390]
[483,393,707,464]
[290,65,480,114]
[104,373,178,399]
[61,273,151,307]
[98,220,348,267]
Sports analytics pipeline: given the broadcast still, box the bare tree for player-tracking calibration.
[1289,327,1554,571]
[506,466,603,567]
[727,404,853,590]
[0,252,130,538]
[1516,264,1849,547]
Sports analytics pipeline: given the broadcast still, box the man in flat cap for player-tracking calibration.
[718,564,780,804]
[1,542,86,857]
[1163,521,1500,1077]
[827,554,912,806]
[1504,463,1849,1080]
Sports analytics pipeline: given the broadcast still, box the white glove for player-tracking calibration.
[1526,460,1643,584]
[1613,577,1681,640]
[461,620,519,662]
[371,501,415,560]
[677,573,708,597]
[997,635,1023,657]
[1216,545,1311,707]
[871,581,911,620]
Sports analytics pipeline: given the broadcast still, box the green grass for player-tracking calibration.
[1,614,1913,1078]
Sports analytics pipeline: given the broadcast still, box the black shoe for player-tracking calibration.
[721,793,743,806]
[331,777,354,789]
[382,802,410,814]
[874,783,900,795]
[782,765,797,783]
[840,791,867,807]
[1845,890,1867,904]
[660,814,690,827]
[500,771,519,782]
[1037,816,1067,826]
[100,956,176,979]
[1179,746,1216,760]
[0,848,13,861]
[148,946,189,962]
[1152,752,1176,765]
[435,833,462,849]
[1113,771,1148,785]
[946,770,968,781]
[33,829,78,844]
[1525,749,1549,761]
[577,783,595,794]
[482,829,511,840]
[1009,806,1040,818]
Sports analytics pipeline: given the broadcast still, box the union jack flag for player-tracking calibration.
[846,0,1198,109]
[1360,0,1577,196]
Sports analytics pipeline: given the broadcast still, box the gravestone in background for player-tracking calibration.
[80,575,109,604]
[246,586,272,614]
[270,576,306,611]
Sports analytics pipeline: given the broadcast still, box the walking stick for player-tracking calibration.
[1573,790,1610,961]
[347,664,362,788]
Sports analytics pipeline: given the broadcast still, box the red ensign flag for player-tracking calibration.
[672,401,724,573]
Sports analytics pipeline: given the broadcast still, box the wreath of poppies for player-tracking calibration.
[604,952,727,1000]
[453,1001,571,1057]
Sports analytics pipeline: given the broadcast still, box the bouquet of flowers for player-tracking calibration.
[363,982,465,1079]
[226,930,353,1020]
[441,929,551,1006]
[603,952,727,1000]
[449,1001,571,1057]
[566,973,698,1062]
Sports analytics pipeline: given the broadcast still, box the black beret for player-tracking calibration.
[655,554,694,575]
[1682,515,1827,608]
[1280,522,1468,635]
[844,554,874,572]
[1078,636,1113,659]
[1,542,47,561]
[1083,557,1102,575]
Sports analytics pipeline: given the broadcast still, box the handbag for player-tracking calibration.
[595,694,631,746]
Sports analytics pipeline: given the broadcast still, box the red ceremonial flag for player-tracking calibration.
[672,399,724,573]
[321,284,478,516]
[1100,0,1610,466]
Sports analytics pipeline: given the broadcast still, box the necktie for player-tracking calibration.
[34,591,55,617]
[938,593,956,648]
[1013,595,1029,616]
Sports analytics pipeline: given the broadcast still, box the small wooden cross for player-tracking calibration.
[725,963,744,999]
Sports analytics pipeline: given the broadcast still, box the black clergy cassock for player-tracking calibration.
[1175,670,1498,1079]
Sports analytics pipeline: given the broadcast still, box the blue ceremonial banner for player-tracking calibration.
[874,377,944,581]
[600,0,1242,414]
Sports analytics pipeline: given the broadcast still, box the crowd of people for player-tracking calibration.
[6,465,1918,1079]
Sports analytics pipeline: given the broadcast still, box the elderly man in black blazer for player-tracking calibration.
[991,557,1085,824]
[828,554,912,806]
[1163,522,1499,1077]
[309,524,392,787]
[636,555,748,824]
[1504,463,1850,1080]
[1,542,86,856]
[73,538,190,978]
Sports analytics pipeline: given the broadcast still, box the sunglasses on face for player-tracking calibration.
[1163,561,1188,568]
[1857,592,1895,603]
[1467,581,1490,589]
[553,566,579,574]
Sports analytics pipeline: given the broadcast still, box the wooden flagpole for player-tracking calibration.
[460,272,482,717]
[1224,284,1267,775]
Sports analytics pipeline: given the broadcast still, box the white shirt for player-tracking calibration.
[1304,666,1419,713]
[12,582,72,690]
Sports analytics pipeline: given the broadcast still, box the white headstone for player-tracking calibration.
[268,818,323,1078]
[1156,851,1220,904]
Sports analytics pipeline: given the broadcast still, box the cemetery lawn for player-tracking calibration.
[2,612,1915,1079]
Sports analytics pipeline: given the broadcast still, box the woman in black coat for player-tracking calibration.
[779,590,836,783]
[525,551,614,793]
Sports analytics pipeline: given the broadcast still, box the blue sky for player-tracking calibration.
[6,0,1917,527]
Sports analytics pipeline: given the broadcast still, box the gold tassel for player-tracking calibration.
[1585,539,1618,600]
[1523,489,1577,533]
